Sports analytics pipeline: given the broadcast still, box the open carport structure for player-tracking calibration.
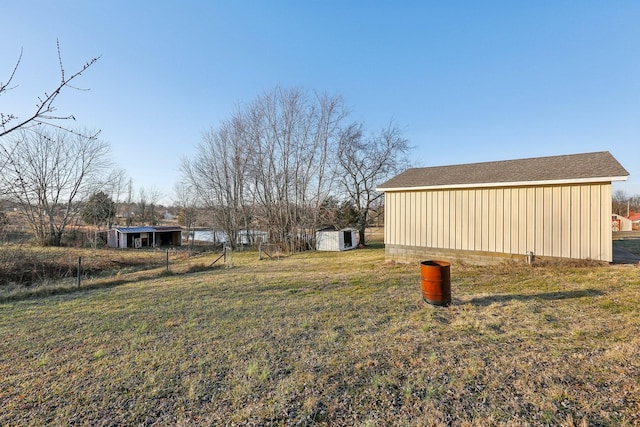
[105,226,182,249]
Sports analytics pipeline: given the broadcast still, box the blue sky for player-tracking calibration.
[2,1,639,204]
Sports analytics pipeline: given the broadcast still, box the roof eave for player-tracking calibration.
[376,175,629,192]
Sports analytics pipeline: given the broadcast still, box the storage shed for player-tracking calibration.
[376,152,629,264]
[105,226,182,249]
[316,228,358,251]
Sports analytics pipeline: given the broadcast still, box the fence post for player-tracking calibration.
[226,245,233,268]
[76,256,82,288]
[166,249,169,272]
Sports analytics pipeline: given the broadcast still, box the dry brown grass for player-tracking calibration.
[0,246,639,426]
[0,246,211,299]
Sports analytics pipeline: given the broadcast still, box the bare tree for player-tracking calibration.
[336,121,410,246]
[631,195,640,215]
[173,182,199,246]
[183,87,415,252]
[181,114,251,249]
[101,168,128,228]
[136,187,163,226]
[181,87,346,251]
[120,178,136,225]
[1,40,100,139]
[0,129,111,246]
[0,211,8,234]
[613,190,629,216]
[245,87,346,250]
[613,190,640,217]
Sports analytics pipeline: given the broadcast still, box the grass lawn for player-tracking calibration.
[615,238,640,257]
[1,246,639,426]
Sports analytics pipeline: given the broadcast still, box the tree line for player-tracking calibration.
[1,44,410,248]
[179,87,409,249]
[612,190,640,217]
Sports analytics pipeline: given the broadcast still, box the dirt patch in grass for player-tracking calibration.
[1,248,639,425]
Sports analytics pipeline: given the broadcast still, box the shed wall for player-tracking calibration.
[384,183,612,262]
[316,230,357,251]
[612,215,633,232]
[316,231,340,251]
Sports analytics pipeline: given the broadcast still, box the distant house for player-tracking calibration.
[316,228,358,251]
[612,214,632,232]
[105,226,182,249]
[629,212,640,230]
[377,152,629,264]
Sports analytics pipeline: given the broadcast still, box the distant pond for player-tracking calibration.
[189,230,227,243]
[189,230,267,245]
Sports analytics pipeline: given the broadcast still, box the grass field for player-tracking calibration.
[615,238,640,257]
[1,245,639,426]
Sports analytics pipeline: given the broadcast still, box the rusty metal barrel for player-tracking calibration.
[420,260,451,306]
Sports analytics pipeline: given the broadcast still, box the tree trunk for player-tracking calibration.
[358,227,366,246]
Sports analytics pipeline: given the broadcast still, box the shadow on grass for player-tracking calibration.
[466,288,605,306]
[1,279,129,304]
[360,241,385,250]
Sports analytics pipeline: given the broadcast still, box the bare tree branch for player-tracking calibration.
[0,41,100,138]
[0,48,23,131]
[336,120,411,245]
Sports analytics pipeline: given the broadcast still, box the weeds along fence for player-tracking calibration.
[0,237,317,291]
[258,242,282,260]
[0,247,82,286]
[0,231,34,245]
[0,246,203,288]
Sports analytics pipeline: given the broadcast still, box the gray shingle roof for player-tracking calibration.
[377,151,628,190]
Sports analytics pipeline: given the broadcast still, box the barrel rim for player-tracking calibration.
[420,260,450,268]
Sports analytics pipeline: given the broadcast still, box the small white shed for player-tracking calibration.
[316,228,358,251]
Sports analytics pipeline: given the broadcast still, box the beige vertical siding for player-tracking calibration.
[384,183,613,262]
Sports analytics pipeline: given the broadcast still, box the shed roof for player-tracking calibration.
[377,151,628,191]
[112,226,182,233]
